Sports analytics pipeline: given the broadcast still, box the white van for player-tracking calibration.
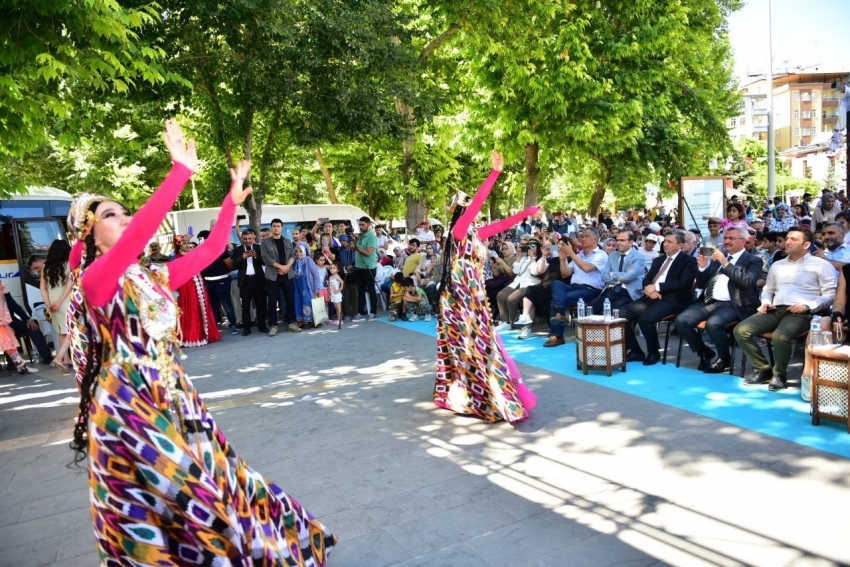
[156,203,378,248]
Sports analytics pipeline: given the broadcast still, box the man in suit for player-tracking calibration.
[587,229,646,314]
[260,218,300,336]
[621,229,698,366]
[232,228,269,336]
[674,226,763,373]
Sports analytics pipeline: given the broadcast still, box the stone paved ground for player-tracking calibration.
[1,320,849,566]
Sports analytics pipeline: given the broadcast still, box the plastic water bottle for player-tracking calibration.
[810,315,822,345]
[32,350,39,365]
[603,298,611,321]
[577,298,585,319]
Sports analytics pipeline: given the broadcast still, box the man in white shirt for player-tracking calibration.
[734,226,836,390]
[414,221,436,243]
[543,227,609,348]
[232,229,269,335]
[375,225,390,250]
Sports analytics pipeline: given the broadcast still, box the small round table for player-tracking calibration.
[575,316,627,376]
[809,344,850,432]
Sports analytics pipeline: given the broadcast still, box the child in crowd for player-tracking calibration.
[327,262,345,326]
[388,272,406,322]
[314,253,330,321]
[402,277,431,322]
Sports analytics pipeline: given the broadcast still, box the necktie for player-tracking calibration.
[618,254,625,272]
[704,256,734,304]
[652,256,673,284]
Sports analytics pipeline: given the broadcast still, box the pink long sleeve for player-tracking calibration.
[478,206,539,241]
[168,194,236,291]
[69,240,83,270]
[453,169,500,241]
[81,164,193,307]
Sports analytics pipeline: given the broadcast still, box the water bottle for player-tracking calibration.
[577,298,585,319]
[810,315,822,345]
[603,298,612,321]
[32,350,39,365]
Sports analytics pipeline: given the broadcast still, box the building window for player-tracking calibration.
[729,118,737,127]
[813,91,819,101]
[794,110,800,119]
[740,117,746,126]
[803,110,810,119]
[794,128,800,136]
[802,92,811,102]
[795,92,800,101]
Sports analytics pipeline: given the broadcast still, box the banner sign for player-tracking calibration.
[680,177,726,235]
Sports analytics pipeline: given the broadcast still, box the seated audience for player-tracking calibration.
[587,229,646,314]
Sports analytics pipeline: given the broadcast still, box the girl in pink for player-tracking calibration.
[0,282,38,374]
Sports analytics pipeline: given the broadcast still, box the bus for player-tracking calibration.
[0,187,72,314]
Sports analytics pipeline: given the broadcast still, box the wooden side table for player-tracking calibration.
[576,317,627,376]
[810,345,850,433]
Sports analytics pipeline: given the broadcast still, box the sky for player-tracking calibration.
[727,0,850,82]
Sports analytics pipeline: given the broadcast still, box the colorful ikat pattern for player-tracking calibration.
[83,263,336,565]
[434,230,528,423]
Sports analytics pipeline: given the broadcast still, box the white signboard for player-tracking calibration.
[681,177,725,236]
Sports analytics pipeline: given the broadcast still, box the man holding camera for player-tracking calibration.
[674,227,763,373]
[232,229,269,336]
[352,216,379,322]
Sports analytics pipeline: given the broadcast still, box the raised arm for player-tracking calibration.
[453,151,504,241]
[169,161,253,291]
[81,121,198,307]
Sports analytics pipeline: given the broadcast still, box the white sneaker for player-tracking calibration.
[495,322,511,333]
[518,326,532,340]
[514,314,533,326]
[409,314,419,322]
[424,314,432,322]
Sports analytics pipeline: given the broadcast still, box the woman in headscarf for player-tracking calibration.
[771,202,798,232]
[68,120,336,565]
[292,243,323,328]
[812,192,842,230]
[434,151,537,423]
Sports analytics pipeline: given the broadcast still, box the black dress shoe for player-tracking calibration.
[258,326,270,333]
[626,351,645,363]
[697,349,716,371]
[241,329,252,336]
[768,375,787,391]
[703,358,730,374]
[643,354,660,366]
[743,369,772,386]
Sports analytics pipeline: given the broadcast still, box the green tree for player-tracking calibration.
[0,0,182,193]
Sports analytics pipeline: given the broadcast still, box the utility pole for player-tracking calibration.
[766,0,776,200]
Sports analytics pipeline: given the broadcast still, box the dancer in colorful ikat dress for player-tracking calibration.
[434,151,537,423]
[68,120,336,566]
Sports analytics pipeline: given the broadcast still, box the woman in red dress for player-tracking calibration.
[173,235,221,347]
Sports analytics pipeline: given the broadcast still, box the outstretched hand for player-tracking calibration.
[163,119,199,173]
[229,160,253,206]
[491,151,504,172]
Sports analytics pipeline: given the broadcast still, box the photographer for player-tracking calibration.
[351,217,379,322]
[494,239,543,329]
[485,241,516,319]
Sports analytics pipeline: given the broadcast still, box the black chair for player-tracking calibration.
[674,319,740,374]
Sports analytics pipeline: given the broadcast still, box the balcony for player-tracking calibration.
[747,92,767,99]
[823,114,839,123]
[753,124,768,133]
[752,106,769,115]
[823,99,839,108]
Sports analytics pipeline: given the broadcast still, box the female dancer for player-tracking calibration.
[69,121,335,565]
[173,233,222,347]
[40,239,73,372]
[433,151,537,423]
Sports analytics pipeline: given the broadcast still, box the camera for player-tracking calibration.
[520,245,529,252]
[345,226,354,235]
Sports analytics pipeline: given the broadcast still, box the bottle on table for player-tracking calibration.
[603,298,611,321]
[810,315,822,346]
[577,298,585,319]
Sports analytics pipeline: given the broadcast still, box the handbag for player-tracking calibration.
[485,274,511,290]
[311,297,329,326]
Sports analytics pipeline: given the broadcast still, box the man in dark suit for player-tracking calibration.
[621,229,698,366]
[232,228,269,336]
[674,226,763,373]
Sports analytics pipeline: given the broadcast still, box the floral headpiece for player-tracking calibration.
[68,193,108,241]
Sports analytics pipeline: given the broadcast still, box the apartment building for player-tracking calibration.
[727,70,847,152]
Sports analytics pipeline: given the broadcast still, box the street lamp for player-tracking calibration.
[766,0,776,200]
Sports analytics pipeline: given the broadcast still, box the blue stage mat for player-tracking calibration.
[381,317,850,459]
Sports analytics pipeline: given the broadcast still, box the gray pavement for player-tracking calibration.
[1,319,849,566]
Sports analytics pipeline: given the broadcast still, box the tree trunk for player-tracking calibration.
[489,190,498,223]
[524,142,540,208]
[244,111,281,235]
[315,147,339,204]
[587,160,612,218]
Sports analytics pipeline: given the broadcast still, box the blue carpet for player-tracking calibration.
[381,317,850,459]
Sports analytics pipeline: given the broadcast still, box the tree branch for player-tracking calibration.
[419,22,461,60]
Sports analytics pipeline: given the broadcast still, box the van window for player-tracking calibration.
[0,220,17,261]
[16,220,65,263]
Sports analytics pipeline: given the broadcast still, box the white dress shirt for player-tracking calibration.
[698,249,744,302]
[761,253,836,311]
[245,245,256,276]
[654,251,680,287]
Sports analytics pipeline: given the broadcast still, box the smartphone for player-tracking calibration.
[319,217,330,224]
